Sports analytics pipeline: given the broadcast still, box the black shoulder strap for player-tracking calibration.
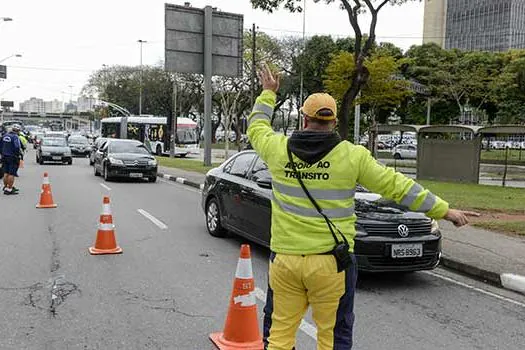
[286,141,348,245]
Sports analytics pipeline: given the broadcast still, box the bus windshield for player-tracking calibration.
[177,127,198,144]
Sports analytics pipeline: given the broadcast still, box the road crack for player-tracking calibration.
[120,289,212,318]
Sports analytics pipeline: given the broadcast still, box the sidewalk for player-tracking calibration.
[157,166,525,295]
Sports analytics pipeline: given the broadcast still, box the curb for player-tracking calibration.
[158,172,204,190]
[441,256,525,295]
[156,171,525,296]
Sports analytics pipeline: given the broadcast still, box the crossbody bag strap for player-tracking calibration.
[286,141,348,245]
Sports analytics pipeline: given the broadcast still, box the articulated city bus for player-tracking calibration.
[100,116,199,157]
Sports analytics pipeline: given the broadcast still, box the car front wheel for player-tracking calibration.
[393,153,402,160]
[103,164,111,181]
[206,198,227,238]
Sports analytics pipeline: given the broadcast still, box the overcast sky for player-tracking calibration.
[0,0,425,106]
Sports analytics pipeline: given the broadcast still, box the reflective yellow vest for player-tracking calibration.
[247,90,449,255]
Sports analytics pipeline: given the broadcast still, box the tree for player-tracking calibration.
[83,65,173,117]
[251,0,422,140]
[325,52,411,152]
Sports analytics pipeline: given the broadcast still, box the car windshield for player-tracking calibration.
[109,142,150,154]
[69,137,89,144]
[43,138,67,147]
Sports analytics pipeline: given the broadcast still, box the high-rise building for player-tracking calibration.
[77,96,96,112]
[19,98,63,113]
[19,97,45,113]
[423,0,525,52]
[44,99,63,113]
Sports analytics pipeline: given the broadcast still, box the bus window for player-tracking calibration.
[176,127,198,144]
[148,124,166,142]
[127,123,144,141]
[102,123,119,138]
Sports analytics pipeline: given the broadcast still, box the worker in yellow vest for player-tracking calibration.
[248,64,479,350]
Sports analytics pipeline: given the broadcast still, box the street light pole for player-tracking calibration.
[0,54,22,64]
[137,39,147,116]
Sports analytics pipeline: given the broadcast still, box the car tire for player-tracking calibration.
[67,159,73,165]
[149,176,157,183]
[94,164,100,176]
[103,164,111,181]
[38,157,44,165]
[393,153,402,160]
[156,145,162,156]
[206,197,227,238]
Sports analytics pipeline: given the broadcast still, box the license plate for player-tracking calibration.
[129,173,143,178]
[391,243,423,258]
[52,156,62,160]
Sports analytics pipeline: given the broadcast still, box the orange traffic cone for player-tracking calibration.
[89,196,122,255]
[210,244,263,350]
[36,172,57,208]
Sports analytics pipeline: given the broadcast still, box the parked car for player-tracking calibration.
[392,144,417,159]
[36,137,73,165]
[93,139,158,182]
[68,135,91,157]
[89,137,108,165]
[201,151,441,272]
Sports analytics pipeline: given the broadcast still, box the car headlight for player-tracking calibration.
[431,219,440,234]
[42,151,51,156]
[109,157,124,165]
[148,159,157,166]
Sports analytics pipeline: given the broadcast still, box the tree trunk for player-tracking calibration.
[367,111,378,158]
[338,65,369,140]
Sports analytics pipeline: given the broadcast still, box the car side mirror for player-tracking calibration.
[256,178,272,189]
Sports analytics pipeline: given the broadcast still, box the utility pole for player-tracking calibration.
[354,92,360,144]
[137,39,147,116]
[250,23,256,106]
[203,6,213,167]
[298,0,306,130]
[426,97,432,125]
[170,78,178,158]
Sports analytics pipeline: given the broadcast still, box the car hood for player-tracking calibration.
[355,198,430,223]
[69,143,89,147]
[108,153,155,161]
[41,146,70,153]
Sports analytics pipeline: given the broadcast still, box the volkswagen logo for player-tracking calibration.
[397,224,409,238]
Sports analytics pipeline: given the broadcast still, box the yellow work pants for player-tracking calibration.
[263,252,357,350]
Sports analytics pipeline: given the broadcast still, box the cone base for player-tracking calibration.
[89,246,123,255]
[209,332,263,350]
[36,203,57,209]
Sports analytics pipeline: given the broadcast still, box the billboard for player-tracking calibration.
[0,65,6,79]
[164,3,243,77]
[1,101,14,108]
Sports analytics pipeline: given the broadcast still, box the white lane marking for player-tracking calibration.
[99,183,111,191]
[158,178,201,194]
[423,271,525,308]
[176,177,186,184]
[163,174,171,179]
[254,287,317,340]
[137,209,168,230]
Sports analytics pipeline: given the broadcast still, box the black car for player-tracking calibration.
[36,137,73,165]
[68,135,91,157]
[201,151,442,272]
[93,139,158,182]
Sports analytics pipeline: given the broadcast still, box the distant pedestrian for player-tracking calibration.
[1,124,22,195]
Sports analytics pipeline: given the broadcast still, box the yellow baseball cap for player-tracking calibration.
[300,93,337,120]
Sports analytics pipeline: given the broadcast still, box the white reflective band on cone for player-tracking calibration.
[98,223,115,231]
[233,291,256,307]
[102,204,112,215]
[43,177,50,185]
[235,258,253,279]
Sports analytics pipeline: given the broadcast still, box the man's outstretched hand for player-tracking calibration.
[444,209,481,227]
[257,63,280,93]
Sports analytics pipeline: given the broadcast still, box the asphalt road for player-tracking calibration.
[1,151,524,349]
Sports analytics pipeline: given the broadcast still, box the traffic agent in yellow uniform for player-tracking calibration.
[248,64,479,350]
